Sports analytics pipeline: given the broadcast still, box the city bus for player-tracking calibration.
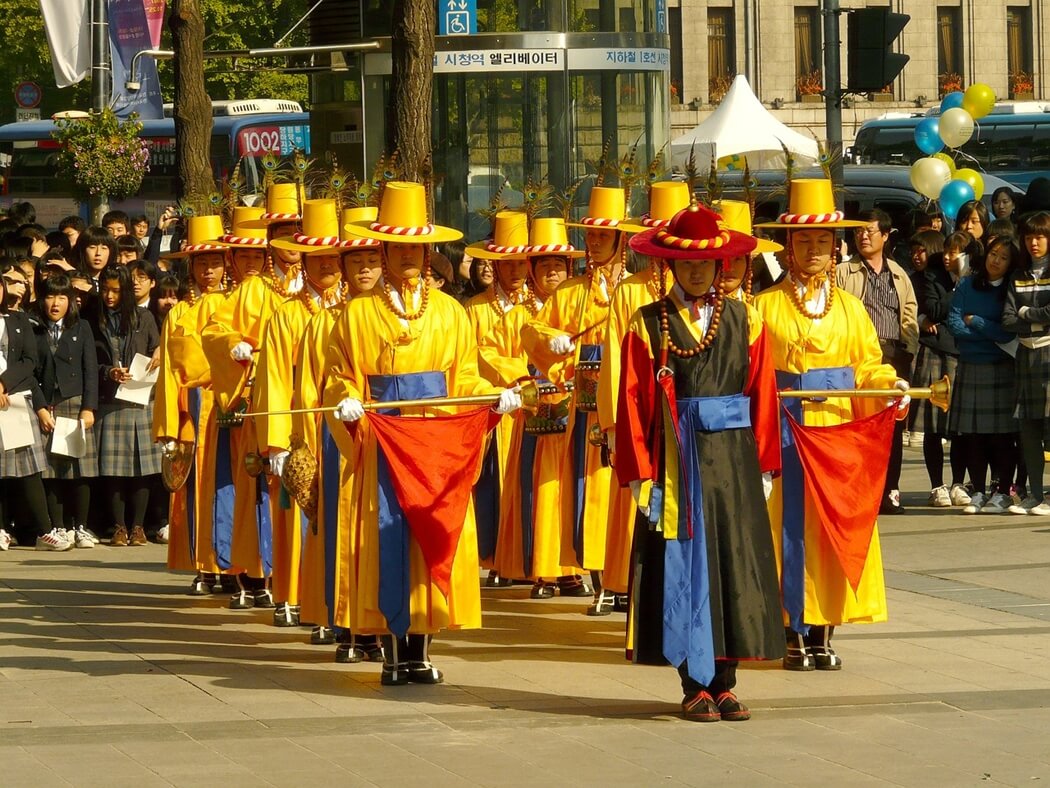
[849,103,1050,190]
[0,100,311,227]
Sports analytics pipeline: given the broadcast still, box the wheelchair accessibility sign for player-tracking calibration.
[440,0,477,35]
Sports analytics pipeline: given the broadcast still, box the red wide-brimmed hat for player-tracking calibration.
[629,203,758,261]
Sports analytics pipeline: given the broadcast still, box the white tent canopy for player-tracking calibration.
[669,75,821,172]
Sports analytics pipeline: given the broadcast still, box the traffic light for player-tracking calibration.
[847,7,910,93]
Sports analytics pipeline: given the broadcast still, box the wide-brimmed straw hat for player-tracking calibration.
[467,211,530,260]
[339,207,381,248]
[343,181,463,244]
[270,200,349,255]
[619,182,691,233]
[754,179,866,229]
[566,186,629,229]
[713,200,783,254]
[217,207,267,249]
[241,184,304,228]
[525,217,584,259]
[163,215,227,258]
[629,203,758,261]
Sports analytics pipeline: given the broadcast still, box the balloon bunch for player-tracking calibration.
[909,83,996,221]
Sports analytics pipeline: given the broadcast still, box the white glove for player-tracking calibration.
[548,334,575,356]
[762,472,773,501]
[494,386,523,415]
[269,450,290,479]
[335,397,365,422]
[629,479,650,517]
[162,440,178,454]
[891,379,911,412]
[606,430,616,455]
[230,341,253,362]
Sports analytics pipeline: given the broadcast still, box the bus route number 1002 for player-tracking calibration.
[237,126,282,157]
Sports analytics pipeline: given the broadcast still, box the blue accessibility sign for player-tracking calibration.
[439,0,477,36]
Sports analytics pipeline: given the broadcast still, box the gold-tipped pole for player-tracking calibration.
[777,375,951,413]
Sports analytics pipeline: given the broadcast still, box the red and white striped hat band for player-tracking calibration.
[579,217,621,227]
[640,215,671,228]
[485,242,530,255]
[220,235,266,246]
[776,210,846,225]
[183,243,228,253]
[369,221,436,237]
[528,243,578,254]
[261,212,300,221]
[654,227,732,251]
[342,237,381,248]
[292,232,344,247]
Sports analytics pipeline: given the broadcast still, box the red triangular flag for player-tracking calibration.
[785,405,896,591]
[350,407,501,596]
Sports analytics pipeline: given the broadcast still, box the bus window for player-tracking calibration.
[969,123,1034,171]
[864,127,916,165]
[1032,124,1050,169]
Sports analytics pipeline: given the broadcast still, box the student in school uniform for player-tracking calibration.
[32,273,100,548]
[92,264,162,546]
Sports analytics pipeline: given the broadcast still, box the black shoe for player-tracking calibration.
[214,575,238,594]
[273,602,298,627]
[380,664,410,686]
[252,589,275,609]
[358,643,385,662]
[311,626,336,645]
[810,646,843,670]
[406,660,444,684]
[715,691,751,721]
[530,582,554,599]
[556,577,593,597]
[614,594,630,613]
[586,589,616,616]
[484,571,513,588]
[335,643,366,663]
[783,645,815,671]
[188,575,210,596]
[879,491,905,515]
[229,590,254,610]
[681,690,720,722]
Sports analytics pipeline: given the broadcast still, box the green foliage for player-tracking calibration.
[52,109,150,199]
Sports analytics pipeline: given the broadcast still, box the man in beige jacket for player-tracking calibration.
[836,208,918,515]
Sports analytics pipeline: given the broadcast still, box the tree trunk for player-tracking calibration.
[390,0,435,184]
[170,0,215,200]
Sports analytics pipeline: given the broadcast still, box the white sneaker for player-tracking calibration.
[911,431,924,447]
[928,485,951,507]
[73,525,95,549]
[65,528,75,544]
[949,483,972,506]
[980,493,1011,514]
[1029,501,1050,516]
[35,528,73,552]
[80,527,100,544]
[0,529,11,551]
[963,492,986,514]
[156,525,169,544]
[1008,496,1041,515]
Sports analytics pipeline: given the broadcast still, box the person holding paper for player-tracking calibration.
[32,273,99,549]
[92,264,161,547]
[0,271,68,551]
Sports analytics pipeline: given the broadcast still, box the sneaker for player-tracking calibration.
[36,528,73,551]
[1008,496,1041,515]
[73,525,95,549]
[155,525,169,544]
[980,493,1011,515]
[65,528,75,544]
[928,485,951,507]
[75,526,100,545]
[1030,500,1050,516]
[128,526,148,546]
[879,489,905,515]
[949,483,972,506]
[962,492,986,515]
[0,529,11,551]
[109,525,129,546]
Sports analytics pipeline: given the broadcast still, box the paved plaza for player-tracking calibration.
[2,449,1050,787]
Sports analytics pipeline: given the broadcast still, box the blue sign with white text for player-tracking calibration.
[439,0,477,36]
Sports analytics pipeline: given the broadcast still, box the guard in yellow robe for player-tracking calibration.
[254,199,346,628]
[463,211,532,578]
[713,200,783,304]
[521,185,636,616]
[201,184,303,609]
[153,214,230,592]
[479,217,590,598]
[324,181,522,685]
[753,179,908,671]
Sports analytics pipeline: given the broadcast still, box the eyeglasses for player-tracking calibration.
[854,227,883,238]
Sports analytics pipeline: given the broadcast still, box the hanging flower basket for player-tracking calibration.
[51,109,150,201]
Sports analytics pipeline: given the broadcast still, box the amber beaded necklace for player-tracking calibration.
[659,284,725,358]
[488,281,529,317]
[787,269,835,320]
[378,246,431,321]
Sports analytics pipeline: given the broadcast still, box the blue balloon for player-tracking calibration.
[914,118,943,155]
[939,179,975,222]
[940,91,964,113]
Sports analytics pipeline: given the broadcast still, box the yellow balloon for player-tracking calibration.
[955,167,985,200]
[962,83,996,120]
[932,152,957,175]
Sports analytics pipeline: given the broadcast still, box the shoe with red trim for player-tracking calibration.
[681,690,720,722]
[715,691,751,721]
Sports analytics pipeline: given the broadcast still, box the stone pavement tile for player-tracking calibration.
[20,743,173,786]
[293,734,477,787]
[113,737,242,774]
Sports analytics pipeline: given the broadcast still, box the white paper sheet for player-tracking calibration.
[0,392,35,451]
[115,353,159,406]
[50,416,87,458]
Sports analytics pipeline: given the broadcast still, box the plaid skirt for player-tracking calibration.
[44,395,99,479]
[97,398,162,477]
[949,358,1018,435]
[1014,344,1050,420]
[911,345,957,435]
[0,392,47,478]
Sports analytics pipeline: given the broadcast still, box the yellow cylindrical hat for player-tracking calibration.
[467,211,530,260]
[344,181,463,244]
[218,206,267,248]
[754,179,866,229]
[271,199,348,254]
[242,183,305,227]
[526,217,584,258]
[340,207,381,247]
[163,214,227,257]
[567,185,627,228]
[620,181,691,233]
[713,199,783,254]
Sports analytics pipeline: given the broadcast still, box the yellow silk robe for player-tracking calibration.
[521,272,636,585]
[479,303,577,581]
[754,279,896,626]
[322,288,499,635]
[154,290,227,574]
[201,275,289,577]
[255,294,314,606]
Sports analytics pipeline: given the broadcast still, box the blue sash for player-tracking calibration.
[474,436,500,561]
[775,366,854,634]
[371,371,448,637]
[571,343,602,566]
[256,471,272,577]
[518,431,539,577]
[212,426,235,570]
[663,394,751,688]
[321,422,340,628]
[185,388,201,561]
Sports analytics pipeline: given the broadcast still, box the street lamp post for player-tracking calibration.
[90,0,111,223]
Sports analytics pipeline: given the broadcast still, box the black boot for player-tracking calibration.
[783,627,814,671]
[380,634,410,685]
[586,571,614,616]
[405,634,443,684]
[805,625,842,670]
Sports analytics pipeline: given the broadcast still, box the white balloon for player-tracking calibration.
[909,157,952,200]
[939,107,976,149]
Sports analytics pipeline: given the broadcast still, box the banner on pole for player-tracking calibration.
[109,0,164,120]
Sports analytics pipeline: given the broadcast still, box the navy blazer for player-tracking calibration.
[0,310,45,409]
[921,261,960,355]
[93,307,160,403]
[32,317,99,410]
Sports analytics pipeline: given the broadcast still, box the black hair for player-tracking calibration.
[151,272,184,326]
[45,230,72,258]
[909,229,944,258]
[7,201,36,226]
[857,208,893,235]
[131,214,149,227]
[127,258,158,282]
[990,187,1017,218]
[101,210,130,230]
[973,235,1021,294]
[36,273,80,326]
[0,262,29,309]
[4,235,33,260]
[955,200,990,237]
[97,263,138,336]
[74,226,118,275]
[116,234,143,256]
[59,215,87,234]
[986,219,1016,245]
